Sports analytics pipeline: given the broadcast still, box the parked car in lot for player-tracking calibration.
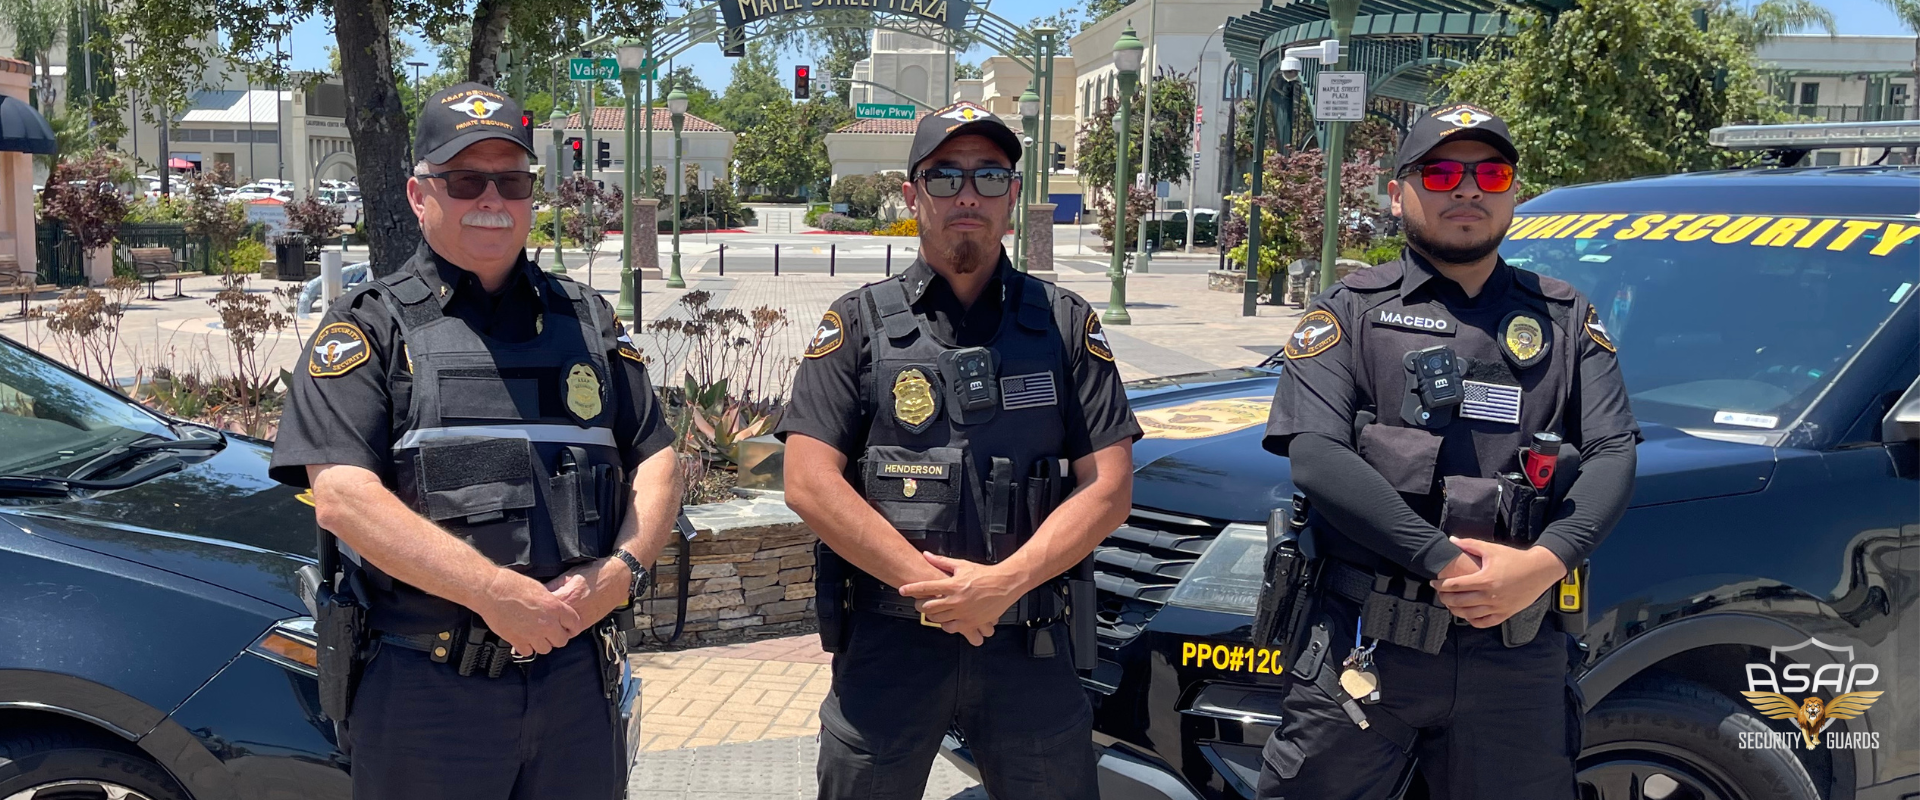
[1128,209,1219,251]
[0,333,640,799]
[942,122,1920,800]
[318,188,363,225]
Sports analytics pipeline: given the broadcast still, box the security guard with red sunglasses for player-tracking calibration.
[1255,105,1639,799]
[270,83,682,800]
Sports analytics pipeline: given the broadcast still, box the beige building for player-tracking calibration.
[2,58,41,274]
[1756,34,1917,166]
[824,113,921,182]
[121,77,357,190]
[538,108,736,194]
[847,25,959,109]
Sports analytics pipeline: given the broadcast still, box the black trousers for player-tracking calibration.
[816,610,1098,800]
[1256,595,1582,800]
[343,634,624,800]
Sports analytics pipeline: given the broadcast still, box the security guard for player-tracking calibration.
[1257,105,1639,799]
[778,101,1140,800]
[269,83,682,800]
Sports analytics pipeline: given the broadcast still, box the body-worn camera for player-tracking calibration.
[1402,345,1462,428]
[939,347,999,424]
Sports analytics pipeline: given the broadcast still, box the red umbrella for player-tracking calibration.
[167,157,195,169]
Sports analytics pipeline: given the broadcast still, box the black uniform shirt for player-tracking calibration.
[776,253,1142,460]
[1264,252,1639,576]
[269,244,675,488]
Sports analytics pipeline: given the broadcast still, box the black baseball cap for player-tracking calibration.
[907,102,1022,176]
[414,82,536,164]
[1392,103,1519,175]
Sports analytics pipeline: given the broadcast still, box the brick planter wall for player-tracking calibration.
[636,493,820,647]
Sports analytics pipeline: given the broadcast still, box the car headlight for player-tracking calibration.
[248,617,319,675]
[1164,522,1269,615]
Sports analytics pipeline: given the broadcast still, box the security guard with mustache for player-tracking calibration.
[779,102,1141,800]
[1256,105,1639,800]
[271,83,682,800]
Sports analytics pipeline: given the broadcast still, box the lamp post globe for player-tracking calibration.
[666,88,689,289]
[1104,24,1144,325]
[617,38,643,321]
[548,108,568,274]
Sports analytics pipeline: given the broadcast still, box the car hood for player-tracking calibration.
[1123,369,1778,523]
[7,436,318,614]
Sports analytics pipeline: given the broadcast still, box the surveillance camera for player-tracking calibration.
[1024,135,1036,146]
[1280,56,1302,82]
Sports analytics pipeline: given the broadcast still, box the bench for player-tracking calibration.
[0,254,55,317]
[130,247,198,300]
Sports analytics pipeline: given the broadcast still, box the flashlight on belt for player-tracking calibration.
[1522,432,1562,491]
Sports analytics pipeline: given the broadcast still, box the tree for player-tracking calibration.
[1736,0,1835,42]
[734,102,815,198]
[808,21,873,102]
[1223,129,1390,288]
[2,0,68,111]
[829,172,902,219]
[64,0,121,138]
[1446,0,1777,190]
[659,65,722,123]
[1074,72,1196,245]
[182,165,249,268]
[1027,9,1082,50]
[555,176,619,282]
[713,42,790,132]
[42,148,130,251]
[954,61,982,80]
[1086,0,1130,26]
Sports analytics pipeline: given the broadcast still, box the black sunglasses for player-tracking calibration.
[420,170,537,200]
[915,167,1016,198]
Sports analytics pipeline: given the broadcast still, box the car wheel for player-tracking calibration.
[0,728,190,800]
[1579,676,1819,800]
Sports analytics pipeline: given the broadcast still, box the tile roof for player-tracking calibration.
[541,107,726,132]
[834,111,929,135]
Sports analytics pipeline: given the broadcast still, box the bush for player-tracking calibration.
[1363,235,1405,265]
[815,213,876,233]
[125,197,188,224]
[683,216,718,231]
[828,173,904,220]
[222,238,269,275]
[875,218,918,237]
[803,203,832,227]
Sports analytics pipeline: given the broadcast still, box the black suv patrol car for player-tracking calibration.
[945,120,1920,800]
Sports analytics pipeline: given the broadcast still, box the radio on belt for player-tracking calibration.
[1401,345,1462,428]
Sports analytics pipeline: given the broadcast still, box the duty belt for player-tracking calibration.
[378,626,532,678]
[1323,559,1463,656]
[851,574,1024,626]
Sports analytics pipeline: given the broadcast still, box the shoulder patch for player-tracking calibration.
[1285,309,1343,359]
[309,321,372,377]
[1584,305,1616,353]
[615,327,647,365]
[1340,261,1405,291]
[805,310,845,359]
[1084,314,1115,362]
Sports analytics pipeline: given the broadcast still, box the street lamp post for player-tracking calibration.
[616,39,646,320]
[549,109,567,274]
[406,61,427,94]
[1105,25,1144,325]
[1017,84,1040,273]
[666,88,689,289]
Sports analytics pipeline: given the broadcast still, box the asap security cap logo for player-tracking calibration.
[1739,638,1882,751]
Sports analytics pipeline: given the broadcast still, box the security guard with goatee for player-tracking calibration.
[269,83,683,800]
[778,101,1141,800]
[1253,105,1639,800]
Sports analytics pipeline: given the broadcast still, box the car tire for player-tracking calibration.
[1579,675,1820,800]
[0,727,191,800]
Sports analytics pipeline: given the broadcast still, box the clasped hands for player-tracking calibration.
[1429,536,1569,628]
[475,559,631,659]
[899,552,1026,646]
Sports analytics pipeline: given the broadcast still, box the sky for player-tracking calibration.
[283,0,1913,96]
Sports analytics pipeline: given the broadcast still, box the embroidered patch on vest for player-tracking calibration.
[999,372,1059,411]
[1085,315,1115,362]
[1460,380,1523,424]
[892,366,940,433]
[564,361,604,423]
[309,321,371,377]
[877,462,952,479]
[1500,311,1551,369]
[805,311,845,359]
[1285,309,1342,359]
[1584,305,1616,353]
[1372,308,1456,335]
[615,329,646,365]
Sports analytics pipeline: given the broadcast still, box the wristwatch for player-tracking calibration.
[613,550,652,608]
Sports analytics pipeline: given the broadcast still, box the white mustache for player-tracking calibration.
[462,209,516,229]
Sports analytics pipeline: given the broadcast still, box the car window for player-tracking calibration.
[1503,213,1919,434]
[0,338,172,476]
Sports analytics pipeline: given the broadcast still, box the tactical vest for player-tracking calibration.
[1335,259,1587,559]
[854,272,1072,563]
[349,268,628,634]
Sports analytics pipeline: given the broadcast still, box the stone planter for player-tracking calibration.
[635,493,819,647]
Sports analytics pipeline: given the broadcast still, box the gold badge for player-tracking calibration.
[1136,399,1273,440]
[1284,309,1342,359]
[564,363,604,422]
[308,321,371,377]
[892,367,939,433]
[903,478,919,498]
[1501,311,1550,369]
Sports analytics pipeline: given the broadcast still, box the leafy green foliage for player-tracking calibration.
[735,100,838,199]
[2,0,66,109]
[828,173,904,219]
[954,61,983,80]
[1075,73,1197,245]
[41,149,130,250]
[658,66,724,123]
[1085,0,1131,26]
[1027,9,1082,49]
[713,42,791,133]
[1445,0,1778,190]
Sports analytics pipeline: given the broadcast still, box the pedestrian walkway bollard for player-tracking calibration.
[718,243,725,276]
[774,244,780,276]
[886,244,893,276]
[830,244,837,276]
[320,251,343,307]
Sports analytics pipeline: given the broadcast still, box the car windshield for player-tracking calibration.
[0,337,172,476]
[1502,212,1919,434]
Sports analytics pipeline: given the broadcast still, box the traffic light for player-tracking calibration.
[596,140,611,170]
[1052,143,1067,173]
[521,113,532,129]
[794,65,810,100]
[565,137,582,172]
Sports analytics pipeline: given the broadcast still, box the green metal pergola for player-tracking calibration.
[1221,0,1566,314]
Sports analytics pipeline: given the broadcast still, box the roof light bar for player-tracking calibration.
[1710,119,1920,150]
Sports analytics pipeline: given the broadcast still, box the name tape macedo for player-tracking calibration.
[1506,212,1920,257]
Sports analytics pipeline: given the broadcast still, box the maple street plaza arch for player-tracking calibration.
[1219,0,1567,312]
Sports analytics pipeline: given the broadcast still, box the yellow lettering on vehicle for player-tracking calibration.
[1792,219,1841,248]
[1574,213,1630,239]
[1505,215,1553,240]
[1555,213,1610,238]
[1872,223,1920,256]
[1711,216,1772,244]
[1827,220,1883,251]
[1529,215,1582,239]
[1751,217,1811,246]
[1643,213,1700,241]
[1673,214,1729,242]
[1178,639,1287,676]
[1614,214,1664,240]
[1182,642,1197,663]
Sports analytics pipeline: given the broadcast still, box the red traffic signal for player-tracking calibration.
[521,113,532,128]
[795,65,811,100]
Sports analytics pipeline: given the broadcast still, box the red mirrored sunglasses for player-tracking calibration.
[1408,160,1515,194]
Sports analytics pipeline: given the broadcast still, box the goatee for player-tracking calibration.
[1404,212,1503,266]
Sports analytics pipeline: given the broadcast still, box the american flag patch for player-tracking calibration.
[1460,380,1522,424]
[1000,372,1058,411]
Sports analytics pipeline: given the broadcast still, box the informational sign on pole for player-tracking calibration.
[1313,71,1368,122]
[855,103,917,120]
[1191,105,1204,171]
